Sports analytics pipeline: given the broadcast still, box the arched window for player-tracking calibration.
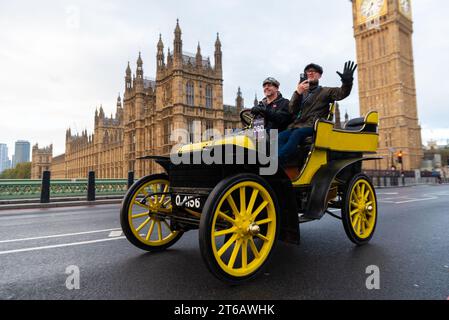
[205,120,214,140]
[205,85,213,109]
[163,120,172,145]
[186,81,194,106]
[187,119,194,143]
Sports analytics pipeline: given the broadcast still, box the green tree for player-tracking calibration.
[0,162,32,179]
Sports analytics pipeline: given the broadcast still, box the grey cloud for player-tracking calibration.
[0,0,448,156]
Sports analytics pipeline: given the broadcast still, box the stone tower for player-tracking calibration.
[236,87,244,109]
[352,0,423,170]
[123,51,157,177]
[154,20,226,148]
[31,144,53,179]
[120,20,240,178]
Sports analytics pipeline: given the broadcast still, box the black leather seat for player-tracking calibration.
[344,117,365,131]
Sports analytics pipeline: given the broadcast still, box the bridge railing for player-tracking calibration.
[363,170,440,187]
[0,170,445,203]
[0,171,135,202]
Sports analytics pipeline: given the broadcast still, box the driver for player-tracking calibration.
[250,77,291,132]
[278,61,357,166]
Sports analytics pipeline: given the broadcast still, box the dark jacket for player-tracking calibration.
[256,93,291,132]
[288,79,353,129]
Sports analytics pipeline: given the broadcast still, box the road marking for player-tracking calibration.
[0,228,121,244]
[377,192,399,195]
[0,206,120,220]
[394,197,438,204]
[380,196,408,201]
[378,195,439,204]
[0,237,126,255]
[108,230,123,237]
[425,192,449,197]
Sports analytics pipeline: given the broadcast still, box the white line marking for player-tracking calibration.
[0,237,126,255]
[0,228,121,244]
[0,206,120,220]
[108,231,123,237]
[381,197,406,201]
[377,192,399,195]
[425,192,449,197]
[394,197,437,204]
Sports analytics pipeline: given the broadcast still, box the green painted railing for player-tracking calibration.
[0,179,129,200]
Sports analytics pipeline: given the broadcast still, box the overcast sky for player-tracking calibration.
[0,0,448,157]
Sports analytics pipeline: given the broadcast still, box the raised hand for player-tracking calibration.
[337,61,358,83]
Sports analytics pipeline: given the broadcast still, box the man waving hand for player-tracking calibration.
[278,61,358,166]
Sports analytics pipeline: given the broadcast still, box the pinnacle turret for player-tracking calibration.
[173,19,183,62]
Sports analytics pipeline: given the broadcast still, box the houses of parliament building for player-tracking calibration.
[32,0,424,178]
[32,20,244,179]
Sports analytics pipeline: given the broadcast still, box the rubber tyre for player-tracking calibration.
[199,173,280,284]
[120,173,183,252]
[341,173,378,246]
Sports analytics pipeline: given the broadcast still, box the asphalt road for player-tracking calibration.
[0,184,448,300]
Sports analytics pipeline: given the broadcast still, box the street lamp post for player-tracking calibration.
[397,150,405,185]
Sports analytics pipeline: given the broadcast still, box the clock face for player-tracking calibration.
[399,0,411,16]
[361,0,385,19]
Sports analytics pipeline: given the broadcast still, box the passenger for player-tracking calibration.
[279,61,357,166]
[251,77,292,132]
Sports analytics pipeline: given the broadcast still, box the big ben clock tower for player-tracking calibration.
[352,0,423,170]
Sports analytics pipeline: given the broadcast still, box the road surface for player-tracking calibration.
[0,184,448,300]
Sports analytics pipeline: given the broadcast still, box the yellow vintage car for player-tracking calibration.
[120,105,381,284]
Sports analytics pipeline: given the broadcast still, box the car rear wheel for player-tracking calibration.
[341,173,378,246]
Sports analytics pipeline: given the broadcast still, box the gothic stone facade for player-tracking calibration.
[31,144,52,179]
[44,21,243,179]
[352,0,423,170]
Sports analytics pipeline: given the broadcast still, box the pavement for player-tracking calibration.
[0,196,123,210]
[0,199,122,210]
[0,184,448,300]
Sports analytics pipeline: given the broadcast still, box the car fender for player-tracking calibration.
[305,157,381,219]
[137,155,171,173]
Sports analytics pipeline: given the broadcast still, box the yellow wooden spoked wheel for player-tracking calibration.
[199,174,279,284]
[120,174,183,252]
[342,173,377,245]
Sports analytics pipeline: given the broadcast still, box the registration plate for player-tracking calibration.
[174,194,204,210]
[253,117,265,140]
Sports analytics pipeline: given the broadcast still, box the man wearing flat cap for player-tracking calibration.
[250,77,291,132]
[278,61,357,165]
